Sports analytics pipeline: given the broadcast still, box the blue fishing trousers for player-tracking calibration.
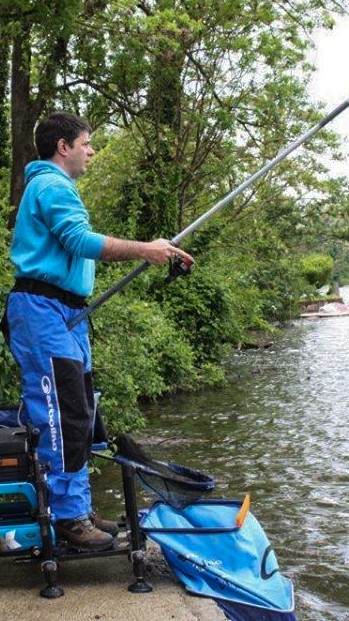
[7,292,94,520]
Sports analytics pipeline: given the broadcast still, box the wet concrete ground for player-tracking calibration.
[0,543,225,621]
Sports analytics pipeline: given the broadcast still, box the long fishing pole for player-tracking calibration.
[68,97,349,330]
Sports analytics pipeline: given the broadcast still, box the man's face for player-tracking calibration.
[64,131,95,179]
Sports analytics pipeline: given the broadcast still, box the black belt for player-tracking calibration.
[12,278,87,309]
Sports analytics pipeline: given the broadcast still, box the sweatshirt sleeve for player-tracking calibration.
[38,178,106,259]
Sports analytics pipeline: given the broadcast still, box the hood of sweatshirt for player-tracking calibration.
[24,160,74,185]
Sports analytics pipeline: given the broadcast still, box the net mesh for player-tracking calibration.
[115,433,215,508]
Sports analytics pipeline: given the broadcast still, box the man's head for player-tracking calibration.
[35,112,95,178]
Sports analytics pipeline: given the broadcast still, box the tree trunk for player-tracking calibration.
[8,27,37,227]
[0,31,10,169]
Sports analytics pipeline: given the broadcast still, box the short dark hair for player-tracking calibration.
[35,112,92,159]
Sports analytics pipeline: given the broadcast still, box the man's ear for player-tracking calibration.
[56,138,69,157]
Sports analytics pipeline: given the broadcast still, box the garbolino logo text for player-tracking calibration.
[41,375,58,451]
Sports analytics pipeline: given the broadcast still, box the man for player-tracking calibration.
[4,112,193,551]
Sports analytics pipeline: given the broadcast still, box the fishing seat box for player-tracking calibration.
[0,427,30,483]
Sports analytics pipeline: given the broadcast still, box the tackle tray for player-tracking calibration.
[0,427,30,483]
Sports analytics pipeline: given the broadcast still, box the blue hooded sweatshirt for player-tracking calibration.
[10,161,106,296]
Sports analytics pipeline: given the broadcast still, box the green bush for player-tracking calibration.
[91,293,197,432]
[299,254,334,289]
[250,256,306,321]
[150,271,231,361]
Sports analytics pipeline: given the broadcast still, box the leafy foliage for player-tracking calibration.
[0,177,20,404]
[91,293,196,431]
[300,253,334,289]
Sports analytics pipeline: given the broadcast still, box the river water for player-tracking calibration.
[93,298,349,621]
